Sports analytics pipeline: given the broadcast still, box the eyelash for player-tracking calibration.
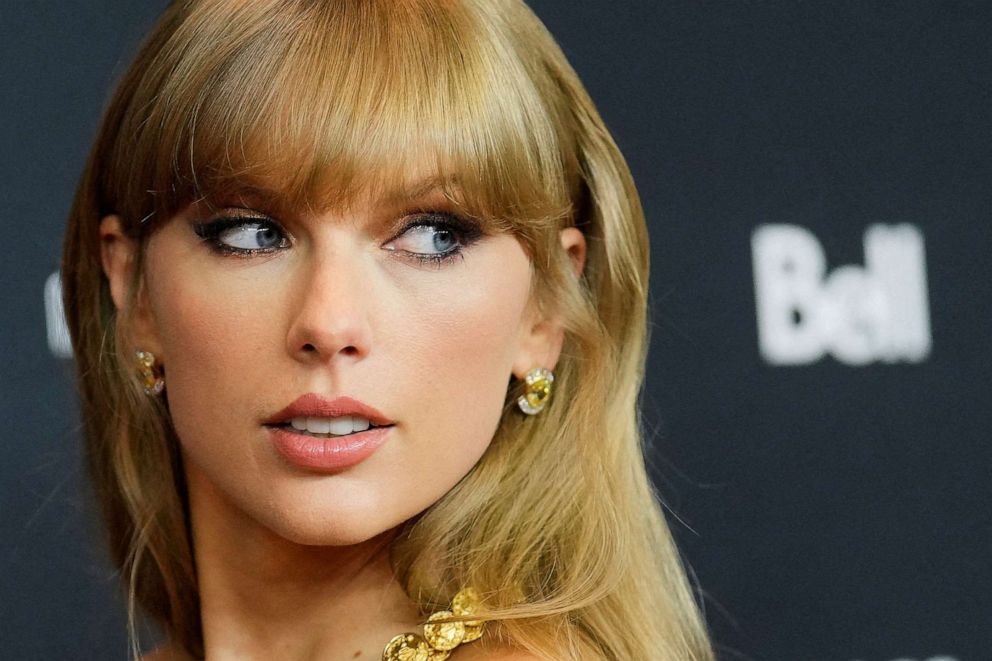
[191,211,482,267]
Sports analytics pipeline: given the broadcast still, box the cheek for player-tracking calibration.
[401,246,531,381]
[394,253,533,464]
[146,257,282,449]
[163,278,273,357]
[406,282,522,397]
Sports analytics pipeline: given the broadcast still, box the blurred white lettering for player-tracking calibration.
[45,270,72,359]
[752,223,931,366]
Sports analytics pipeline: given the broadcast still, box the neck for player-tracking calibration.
[184,465,421,661]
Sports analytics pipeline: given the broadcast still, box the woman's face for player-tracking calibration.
[105,180,576,546]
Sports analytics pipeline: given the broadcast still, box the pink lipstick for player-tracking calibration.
[265,394,395,472]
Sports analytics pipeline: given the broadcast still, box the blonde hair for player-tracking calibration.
[61,1,714,659]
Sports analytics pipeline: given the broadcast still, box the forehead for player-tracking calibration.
[126,0,579,252]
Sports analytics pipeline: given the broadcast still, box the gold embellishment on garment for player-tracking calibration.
[451,587,484,642]
[383,588,486,661]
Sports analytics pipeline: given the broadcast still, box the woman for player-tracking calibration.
[62,0,714,659]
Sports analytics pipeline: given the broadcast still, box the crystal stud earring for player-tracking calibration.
[135,350,165,396]
[517,367,554,415]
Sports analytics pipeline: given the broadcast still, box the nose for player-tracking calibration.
[285,239,373,365]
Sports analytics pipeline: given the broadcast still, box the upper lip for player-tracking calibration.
[266,393,395,426]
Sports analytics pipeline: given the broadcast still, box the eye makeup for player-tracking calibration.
[190,208,485,267]
[192,212,291,257]
[387,210,484,267]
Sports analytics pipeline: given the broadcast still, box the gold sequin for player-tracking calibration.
[382,588,487,661]
[383,633,432,661]
[424,611,465,650]
[451,587,484,641]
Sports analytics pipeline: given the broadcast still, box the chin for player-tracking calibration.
[257,503,404,548]
[279,524,388,548]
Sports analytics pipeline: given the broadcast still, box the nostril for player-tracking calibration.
[300,343,360,356]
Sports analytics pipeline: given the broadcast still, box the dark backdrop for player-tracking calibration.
[2,2,989,660]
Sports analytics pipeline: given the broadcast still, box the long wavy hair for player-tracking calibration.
[61,1,713,659]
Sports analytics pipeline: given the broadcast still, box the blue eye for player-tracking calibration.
[386,212,483,267]
[191,210,482,265]
[394,224,459,254]
[193,216,290,256]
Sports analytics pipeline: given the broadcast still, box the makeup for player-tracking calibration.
[267,425,392,472]
[264,394,396,472]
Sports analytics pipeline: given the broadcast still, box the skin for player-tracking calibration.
[101,182,586,661]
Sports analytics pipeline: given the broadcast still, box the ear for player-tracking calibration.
[511,227,587,378]
[99,215,163,357]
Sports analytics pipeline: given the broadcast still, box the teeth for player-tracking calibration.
[307,417,332,434]
[326,417,352,435]
[288,416,375,437]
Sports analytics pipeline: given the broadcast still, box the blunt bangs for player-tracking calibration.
[116,0,580,250]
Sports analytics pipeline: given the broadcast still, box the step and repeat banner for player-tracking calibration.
[2,2,989,659]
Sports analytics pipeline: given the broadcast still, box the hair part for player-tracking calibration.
[62,1,713,659]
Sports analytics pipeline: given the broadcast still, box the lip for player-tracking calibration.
[264,393,395,472]
[267,425,392,472]
[265,393,395,426]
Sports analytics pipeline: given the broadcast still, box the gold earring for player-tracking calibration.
[517,367,554,415]
[135,350,165,396]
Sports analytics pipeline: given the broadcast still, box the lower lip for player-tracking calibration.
[267,425,392,472]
